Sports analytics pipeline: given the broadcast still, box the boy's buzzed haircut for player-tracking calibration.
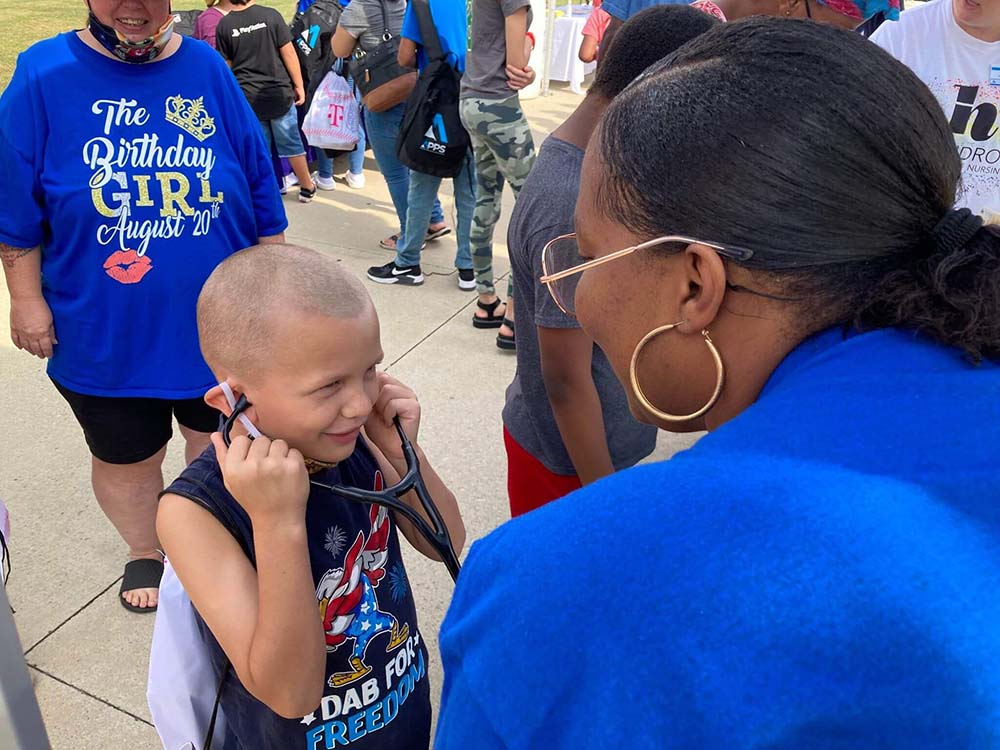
[198,243,371,377]
[591,5,719,100]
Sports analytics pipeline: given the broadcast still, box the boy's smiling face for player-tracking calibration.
[235,305,385,464]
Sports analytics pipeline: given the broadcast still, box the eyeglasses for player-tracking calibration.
[221,395,461,582]
[539,233,755,317]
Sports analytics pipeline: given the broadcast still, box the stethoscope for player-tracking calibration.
[218,384,460,582]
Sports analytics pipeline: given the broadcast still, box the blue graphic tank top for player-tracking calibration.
[165,438,432,750]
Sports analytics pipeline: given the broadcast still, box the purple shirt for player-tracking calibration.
[194,7,226,49]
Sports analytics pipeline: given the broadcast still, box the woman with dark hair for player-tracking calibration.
[436,18,1000,748]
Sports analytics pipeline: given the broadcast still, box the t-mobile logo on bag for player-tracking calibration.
[327,103,347,128]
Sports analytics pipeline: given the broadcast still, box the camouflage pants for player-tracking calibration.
[459,95,537,296]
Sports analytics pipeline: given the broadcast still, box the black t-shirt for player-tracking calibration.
[216,4,295,120]
[165,439,432,749]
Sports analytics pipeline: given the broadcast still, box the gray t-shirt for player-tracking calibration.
[462,0,532,100]
[503,136,658,475]
[339,0,406,53]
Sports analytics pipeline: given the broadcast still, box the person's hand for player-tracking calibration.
[211,432,309,525]
[294,84,306,106]
[10,296,57,359]
[506,64,536,90]
[364,373,420,463]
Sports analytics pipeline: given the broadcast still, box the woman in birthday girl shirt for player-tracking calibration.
[0,0,287,614]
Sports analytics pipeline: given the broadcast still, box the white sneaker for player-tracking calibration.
[312,172,336,191]
[282,173,299,192]
[346,172,366,190]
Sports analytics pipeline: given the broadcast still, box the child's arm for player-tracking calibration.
[539,327,616,484]
[503,9,536,90]
[278,42,306,105]
[157,435,325,719]
[504,7,531,69]
[579,34,599,64]
[362,374,466,562]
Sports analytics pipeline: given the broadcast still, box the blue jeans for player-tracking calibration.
[315,76,366,178]
[314,138,364,178]
[365,102,443,237]
[398,150,476,270]
[260,103,306,158]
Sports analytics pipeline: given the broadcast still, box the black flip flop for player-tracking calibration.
[119,558,163,614]
[426,226,452,242]
[473,298,506,329]
[496,318,516,351]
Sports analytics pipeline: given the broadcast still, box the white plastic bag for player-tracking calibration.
[303,70,362,151]
[148,560,227,750]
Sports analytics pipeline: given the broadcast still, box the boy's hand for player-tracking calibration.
[365,373,420,462]
[506,64,536,90]
[211,432,310,525]
[294,84,306,106]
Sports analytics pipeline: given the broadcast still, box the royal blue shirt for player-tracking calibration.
[401,0,467,72]
[602,0,691,20]
[437,327,1000,749]
[0,33,287,398]
[165,438,431,749]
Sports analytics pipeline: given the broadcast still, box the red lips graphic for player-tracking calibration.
[103,250,152,284]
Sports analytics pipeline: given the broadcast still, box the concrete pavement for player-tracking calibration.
[0,86,699,749]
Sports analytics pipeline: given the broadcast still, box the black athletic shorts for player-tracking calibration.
[52,379,220,464]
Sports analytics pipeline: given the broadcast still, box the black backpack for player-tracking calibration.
[290,0,344,103]
[396,0,470,178]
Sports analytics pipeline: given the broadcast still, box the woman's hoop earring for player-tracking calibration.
[628,322,725,423]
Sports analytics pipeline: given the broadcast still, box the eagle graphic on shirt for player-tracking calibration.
[315,475,409,688]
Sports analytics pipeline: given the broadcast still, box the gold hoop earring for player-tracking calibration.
[628,322,725,423]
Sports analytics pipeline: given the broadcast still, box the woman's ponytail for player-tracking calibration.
[854,216,1000,363]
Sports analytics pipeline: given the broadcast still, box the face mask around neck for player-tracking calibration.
[87,8,175,63]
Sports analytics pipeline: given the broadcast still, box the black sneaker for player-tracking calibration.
[457,268,476,291]
[367,261,424,286]
[299,185,316,203]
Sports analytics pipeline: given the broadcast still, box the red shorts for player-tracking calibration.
[504,428,582,517]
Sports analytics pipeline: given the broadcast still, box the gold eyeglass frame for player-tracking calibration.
[539,232,755,317]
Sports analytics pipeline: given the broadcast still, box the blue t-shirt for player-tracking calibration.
[0,33,287,398]
[602,0,691,20]
[401,0,467,72]
[165,438,432,749]
[437,328,1000,749]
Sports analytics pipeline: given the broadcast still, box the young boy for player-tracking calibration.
[502,5,719,516]
[157,244,465,747]
[217,0,318,201]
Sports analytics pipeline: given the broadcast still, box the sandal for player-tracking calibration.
[380,234,427,252]
[119,558,163,614]
[473,298,506,329]
[496,318,516,351]
[426,226,452,242]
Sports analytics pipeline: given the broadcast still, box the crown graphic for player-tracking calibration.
[165,95,216,142]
